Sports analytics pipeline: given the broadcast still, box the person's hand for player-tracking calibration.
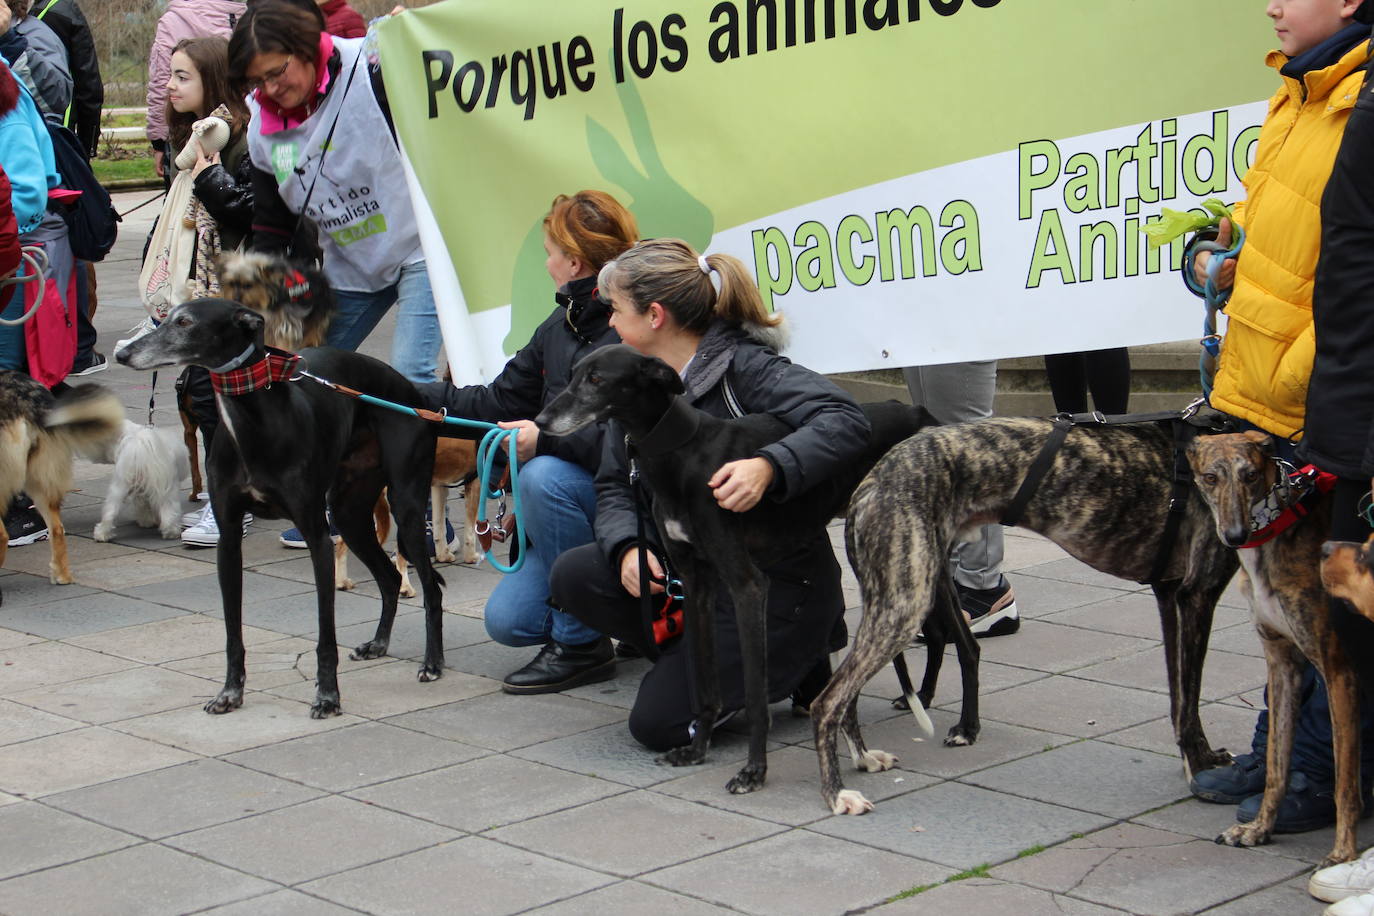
[0,6,13,34]
[497,419,539,464]
[190,139,219,178]
[708,456,774,512]
[1192,216,1236,293]
[153,148,166,178]
[389,5,405,14]
[619,547,666,598]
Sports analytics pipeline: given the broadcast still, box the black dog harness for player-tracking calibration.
[1000,401,1229,584]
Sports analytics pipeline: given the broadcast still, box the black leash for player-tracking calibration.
[628,443,683,659]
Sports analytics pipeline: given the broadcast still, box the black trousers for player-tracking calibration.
[549,537,844,752]
[1042,348,1131,415]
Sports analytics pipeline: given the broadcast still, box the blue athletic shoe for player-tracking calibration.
[279,517,340,548]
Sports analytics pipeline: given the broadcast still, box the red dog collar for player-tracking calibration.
[1240,463,1337,548]
[210,348,301,396]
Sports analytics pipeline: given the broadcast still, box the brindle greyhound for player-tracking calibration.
[813,413,1240,816]
[117,298,446,718]
[536,344,943,795]
[1191,431,1361,868]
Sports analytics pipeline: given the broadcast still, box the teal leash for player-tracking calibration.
[291,368,527,573]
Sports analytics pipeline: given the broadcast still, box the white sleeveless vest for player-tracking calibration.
[247,38,421,292]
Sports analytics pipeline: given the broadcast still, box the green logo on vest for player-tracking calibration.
[330,213,389,247]
[271,142,299,185]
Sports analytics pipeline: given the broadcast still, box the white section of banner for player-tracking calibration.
[708,102,1267,375]
[397,137,490,385]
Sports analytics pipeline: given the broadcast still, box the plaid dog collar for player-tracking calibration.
[210,347,302,396]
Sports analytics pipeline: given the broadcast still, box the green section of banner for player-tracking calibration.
[379,0,1276,347]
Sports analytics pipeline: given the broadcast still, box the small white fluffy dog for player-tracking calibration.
[90,420,189,542]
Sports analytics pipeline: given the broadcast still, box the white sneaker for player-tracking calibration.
[114,316,158,356]
[181,500,209,529]
[181,505,251,548]
[1327,892,1374,916]
[1314,848,1374,903]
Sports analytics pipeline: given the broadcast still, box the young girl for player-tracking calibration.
[422,190,639,694]
[547,238,870,751]
[138,36,255,547]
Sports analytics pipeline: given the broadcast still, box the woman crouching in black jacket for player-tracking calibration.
[548,238,870,751]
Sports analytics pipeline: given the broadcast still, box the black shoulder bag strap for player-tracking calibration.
[289,46,365,249]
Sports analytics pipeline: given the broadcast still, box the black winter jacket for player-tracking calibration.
[422,275,618,471]
[1297,76,1374,478]
[31,0,100,157]
[592,319,869,706]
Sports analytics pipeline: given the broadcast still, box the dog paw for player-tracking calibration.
[350,640,388,661]
[336,576,356,592]
[159,526,180,540]
[1318,849,1360,870]
[398,583,416,599]
[433,546,456,564]
[1216,823,1270,849]
[204,690,243,714]
[726,763,767,794]
[310,694,343,718]
[660,746,707,767]
[461,550,479,565]
[49,570,72,586]
[856,749,898,772]
[417,663,443,682]
[92,523,113,542]
[944,726,979,747]
[831,789,875,815]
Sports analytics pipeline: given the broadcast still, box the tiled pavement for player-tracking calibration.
[0,192,1347,914]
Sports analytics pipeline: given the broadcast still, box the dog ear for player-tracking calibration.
[646,354,685,395]
[232,306,266,338]
[1240,429,1273,450]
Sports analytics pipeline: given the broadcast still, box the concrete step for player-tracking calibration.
[829,339,1207,418]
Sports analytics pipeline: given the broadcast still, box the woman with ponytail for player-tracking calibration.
[549,237,871,752]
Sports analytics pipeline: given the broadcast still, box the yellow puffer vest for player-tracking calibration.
[1210,40,1369,439]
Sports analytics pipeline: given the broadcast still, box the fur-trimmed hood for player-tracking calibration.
[683,317,790,402]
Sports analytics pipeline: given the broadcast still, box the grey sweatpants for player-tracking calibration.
[902,360,1005,591]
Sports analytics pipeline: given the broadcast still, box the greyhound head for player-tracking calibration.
[116,298,266,372]
[1186,430,1279,548]
[536,344,684,438]
[1322,534,1374,616]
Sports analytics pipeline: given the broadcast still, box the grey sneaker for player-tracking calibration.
[182,506,251,548]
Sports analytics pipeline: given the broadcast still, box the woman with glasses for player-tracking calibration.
[228,0,440,387]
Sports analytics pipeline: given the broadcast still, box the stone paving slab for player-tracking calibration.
[0,194,1345,915]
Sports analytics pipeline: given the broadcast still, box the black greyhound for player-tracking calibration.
[117,298,445,717]
[536,343,950,794]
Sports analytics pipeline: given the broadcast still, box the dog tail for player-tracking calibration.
[42,384,125,458]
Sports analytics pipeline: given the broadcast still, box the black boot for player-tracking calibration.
[502,637,616,695]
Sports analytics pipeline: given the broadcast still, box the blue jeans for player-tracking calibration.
[328,259,441,384]
[484,455,602,647]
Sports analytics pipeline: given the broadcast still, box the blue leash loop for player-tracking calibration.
[291,368,527,573]
[1183,224,1245,396]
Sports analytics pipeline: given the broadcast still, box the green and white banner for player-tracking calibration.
[378,0,1278,381]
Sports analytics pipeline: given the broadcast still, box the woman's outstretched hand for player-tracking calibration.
[709,457,773,512]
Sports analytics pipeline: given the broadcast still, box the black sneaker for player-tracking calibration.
[501,637,616,695]
[1234,769,1371,833]
[68,351,108,377]
[5,501,48,546]
[957,576,1020,637]
[1190,751,1265,804]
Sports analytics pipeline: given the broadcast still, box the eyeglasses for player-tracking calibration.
[246,55,293,92]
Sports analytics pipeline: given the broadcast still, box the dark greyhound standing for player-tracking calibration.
[537,344,943,794]
[117,298,445,718]
[814,415,1240,815]
[1189,431,1360,868]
